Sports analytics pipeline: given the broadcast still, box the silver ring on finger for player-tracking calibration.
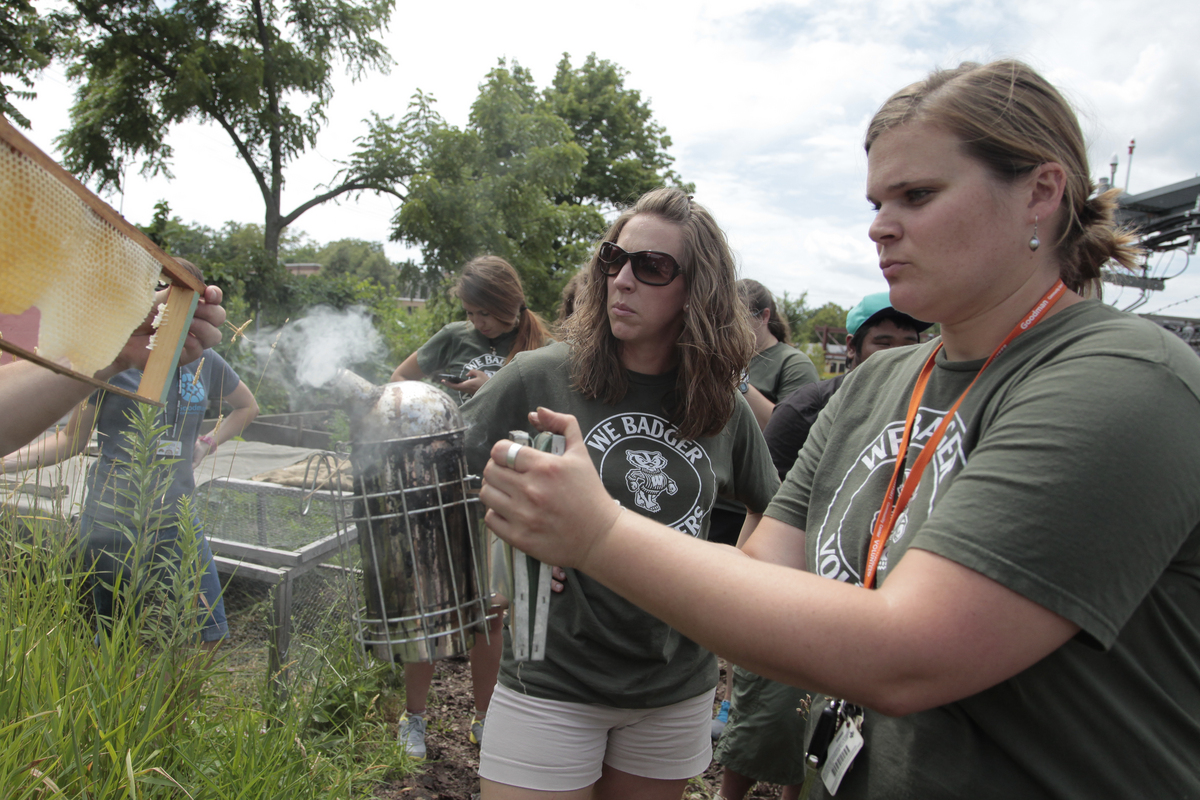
[505,442,524,470]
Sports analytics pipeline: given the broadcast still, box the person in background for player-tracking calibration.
[710,279,817,545]
[709,278,818,736]
[737,279,818,431]
[479,59,1200,799]
[390,255,551,402]
[0,283,227,455]
[764,292,929,479]
[388,255,552,758]
[465,188,778,800]
[556,269,588,333]
[715,292,928,800]
[4,261,255,655]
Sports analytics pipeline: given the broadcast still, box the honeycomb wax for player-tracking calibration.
[0,141,160,375]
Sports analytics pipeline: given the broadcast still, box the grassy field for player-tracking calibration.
[0,406,414,799]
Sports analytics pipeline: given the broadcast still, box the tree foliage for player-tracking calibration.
[56,0,409,257]
[139,205,363,324]
[388,55,691,313]
[313,239,395,285]
[545,53,687,210]
[777,292,850,344]
[0,1,58,128]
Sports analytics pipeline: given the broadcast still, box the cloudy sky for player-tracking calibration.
[22,0,1200,317]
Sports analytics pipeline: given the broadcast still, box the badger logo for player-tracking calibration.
[625,449,678,513]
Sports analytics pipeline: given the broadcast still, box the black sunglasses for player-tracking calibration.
[597,241,682,286]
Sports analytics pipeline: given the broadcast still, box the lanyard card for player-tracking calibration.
[821,714,864,795]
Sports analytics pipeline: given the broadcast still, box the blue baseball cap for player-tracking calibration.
[845,292,933,336]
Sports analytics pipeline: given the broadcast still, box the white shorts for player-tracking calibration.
[478,682,715,792]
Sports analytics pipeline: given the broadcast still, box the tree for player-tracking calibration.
[776,293,848,344]
[391,61,600,311]
[388,55,690,313]
[777,290,812,342]
[314,239,396,285]
[55,0,413,258]
[800,301,849,344]
[0,1,58,128]
[544,53,689,210]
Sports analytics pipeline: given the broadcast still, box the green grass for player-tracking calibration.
[0,404,415,798]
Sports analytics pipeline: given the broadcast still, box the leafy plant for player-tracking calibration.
[303,650,391,745]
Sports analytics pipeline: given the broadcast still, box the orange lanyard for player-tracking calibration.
[862,280,1067,589]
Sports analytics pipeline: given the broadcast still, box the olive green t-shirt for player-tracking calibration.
[748,340,819,404]
[463,342,781,708]
[416,321,517,404]
[715,341,819,519]
[766,301,1200,799]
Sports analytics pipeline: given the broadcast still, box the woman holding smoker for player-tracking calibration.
[463,187,779,799]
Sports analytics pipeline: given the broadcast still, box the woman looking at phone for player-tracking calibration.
[390,255,551,401]
[388,254,551,758]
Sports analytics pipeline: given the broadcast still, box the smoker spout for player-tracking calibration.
[330,368,383,414]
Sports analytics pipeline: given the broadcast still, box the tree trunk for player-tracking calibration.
[263,213,283,261]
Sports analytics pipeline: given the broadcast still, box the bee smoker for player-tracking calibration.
[332,370,490,663]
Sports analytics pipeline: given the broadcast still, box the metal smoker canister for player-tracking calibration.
[343,378,489,663]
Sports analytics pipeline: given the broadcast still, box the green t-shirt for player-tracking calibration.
[766,301,1200,799]
[416,321,517,404]
[462,342,781,708]
[715,341,819,518]
[748,340,818,404]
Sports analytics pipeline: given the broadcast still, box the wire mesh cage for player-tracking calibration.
[193,455,362,688]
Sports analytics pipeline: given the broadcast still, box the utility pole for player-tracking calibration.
[1124,139,1136,193]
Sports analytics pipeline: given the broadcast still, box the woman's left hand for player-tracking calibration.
[481,408,622,572]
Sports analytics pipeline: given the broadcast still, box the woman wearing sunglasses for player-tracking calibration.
[479,61,1200,799]
[461,187,779,800]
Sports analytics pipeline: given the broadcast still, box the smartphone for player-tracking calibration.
[438,373,464,384]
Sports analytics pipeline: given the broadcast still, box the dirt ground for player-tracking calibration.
[371,658,789,800]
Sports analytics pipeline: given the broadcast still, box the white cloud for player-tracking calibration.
[20,0,1200,316]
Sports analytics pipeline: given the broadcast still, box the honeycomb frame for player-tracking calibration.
[0,115,206,405]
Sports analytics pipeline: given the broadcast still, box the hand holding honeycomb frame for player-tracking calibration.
[0,115,206,405]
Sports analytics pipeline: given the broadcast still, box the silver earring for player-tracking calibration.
[1029,215,1040,252]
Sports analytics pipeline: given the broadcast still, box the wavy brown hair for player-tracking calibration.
[563,188,755,440]
[454,255,550,363]
[865,59,1141,297]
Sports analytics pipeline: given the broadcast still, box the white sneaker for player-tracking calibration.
[398,712,427,760]
[469,716,484,746]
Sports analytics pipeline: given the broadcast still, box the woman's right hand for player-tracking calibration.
[480,408,622,572]
[102,285,226,379]
[446,369,489,396]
